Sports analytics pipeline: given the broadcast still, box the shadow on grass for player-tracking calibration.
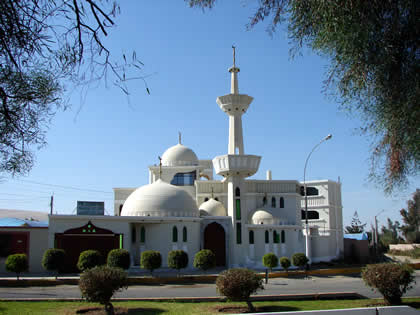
[75,307,165,315]
[405,302,420,310]
[257,305,300,312]
[126,308,165,315]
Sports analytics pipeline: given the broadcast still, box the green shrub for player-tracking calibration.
[77,250,103,272]
[140,250,161,276]
[262,253,278,272]
[107,249,130,270]
[292,253,309,269]
[216,268,264,312]
[280,256,291,272]
[42,249,66,279]
[79,265,128,315]
[167,250,188,275]
[5,254,28,280]
[362,263,415,305]
[193,249,216,271]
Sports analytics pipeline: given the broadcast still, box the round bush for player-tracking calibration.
[42,249,66,276]
[216,268,264,312]
[280,257,291,271]
[362,263,415,305]
[193,249,216,271]
[77,250,103,272]
[107,249,130,270]
[292,253,309,269]
[167,250,188,271]
[140,250,162,275]
[5,254,28,279]
[262,253,278,271]
[79,265,128,314]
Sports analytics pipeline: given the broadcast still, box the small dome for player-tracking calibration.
[121,179,199,217]
[199,198,227,216]
[161,144,199,167]
[251,209,279,225]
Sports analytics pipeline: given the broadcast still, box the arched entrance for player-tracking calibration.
[204,222,226,266]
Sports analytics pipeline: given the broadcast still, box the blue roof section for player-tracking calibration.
[0,217,48,227]
[344,232,368,240]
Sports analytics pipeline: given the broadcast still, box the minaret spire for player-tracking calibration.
[158,156,162,179]
[178,131,182,145]
[229,45,240,94]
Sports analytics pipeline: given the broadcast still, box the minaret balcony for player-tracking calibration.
[216,94,253,115]
[212,154,261,178]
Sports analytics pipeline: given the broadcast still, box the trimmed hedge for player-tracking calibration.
[292,253,308,269]
[193,249,216,271]
[42,249,66,278]
[167,250,188,273]
[5,254,28,280]
[280,256,291,272]
[107,249,130,270]
[77,250,103,272]
[262,253,278,272]
[140,250,161,275]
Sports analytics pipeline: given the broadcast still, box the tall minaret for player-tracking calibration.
[213,47,261,267]
[216,46,254,155]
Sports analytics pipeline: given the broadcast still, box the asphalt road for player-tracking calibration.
[1,272,420,300]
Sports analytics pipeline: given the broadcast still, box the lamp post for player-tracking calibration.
[304,134,332,264]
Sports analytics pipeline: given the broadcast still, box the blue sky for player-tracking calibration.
[0,1,418,229]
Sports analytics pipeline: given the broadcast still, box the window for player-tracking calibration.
[300,186,319,196]
[172,226,178,242]
[271,197,276,208]
[215,197,219,201]
[281,230,285,243]
[236,223,242,244]
[131,227,136,243]
[273,231,280,243]
[235,187,240,197]
[119,205,123,215]
[265,230,269,243]
[235,199,241,220]
[263,196,267,206]
[301,210,320,220]
[204,197,209,202]
[249,230,254,244]
[140,226,145,243]
[170,171,197,186]
[182,226,187,242]
[280,197,284,208]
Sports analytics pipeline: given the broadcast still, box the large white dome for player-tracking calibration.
[161,144,198,167]
[199,198,227,216]
[121,179,199,217]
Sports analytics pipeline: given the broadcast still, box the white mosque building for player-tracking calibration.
[48,53,344,272]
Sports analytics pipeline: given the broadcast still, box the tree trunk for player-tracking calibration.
[105,302,115,315]
[246,300,255,313]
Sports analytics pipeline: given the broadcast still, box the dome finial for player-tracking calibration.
[228,45,240,94]
[158,156,162,179]
[178,131,182,145]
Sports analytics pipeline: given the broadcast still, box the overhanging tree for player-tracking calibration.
[187,0,420,193]
[0,0,147,176]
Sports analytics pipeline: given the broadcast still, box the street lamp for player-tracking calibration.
[304,134,332,264]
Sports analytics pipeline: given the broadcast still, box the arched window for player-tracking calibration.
[172,226,178,242]
[235,187,240,197]
[271,197,276,208]
[281,230,285,243]
[236,223,242,244]
[265,230,269,243]
[140,226,145,243]
[280,197,284,208]
[263,196,267,206]
[119,204,123,215]
[273,231,279,243]
[204,197,209,202]
[301,210,320,220]
[249,230,254,244]
[131,227,136,243]
[182,226,187,242]
[215,197,219,201]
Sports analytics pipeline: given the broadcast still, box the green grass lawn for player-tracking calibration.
[1,298,419,315]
